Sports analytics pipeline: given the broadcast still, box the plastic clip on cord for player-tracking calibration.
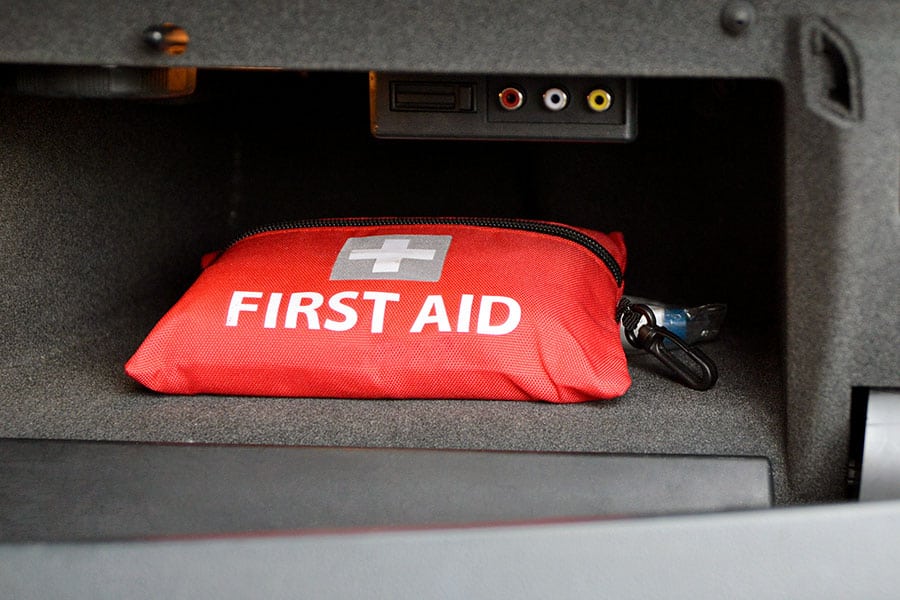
[617,298,718,391]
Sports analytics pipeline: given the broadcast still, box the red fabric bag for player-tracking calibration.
[126,217,629,403]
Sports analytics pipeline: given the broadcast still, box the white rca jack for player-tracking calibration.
[542,87,569,111]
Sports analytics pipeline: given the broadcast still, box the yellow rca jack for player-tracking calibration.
[587,88,613,112]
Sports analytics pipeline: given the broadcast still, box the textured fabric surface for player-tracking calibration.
[0,75,793,499]
[126,221,629,402]
[1,308,785,490]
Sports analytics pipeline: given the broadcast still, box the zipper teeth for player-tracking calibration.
[230,217,623,285]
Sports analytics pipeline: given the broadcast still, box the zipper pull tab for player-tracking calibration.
[617,298,719,391]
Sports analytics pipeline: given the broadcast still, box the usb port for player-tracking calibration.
[390,81,475,112]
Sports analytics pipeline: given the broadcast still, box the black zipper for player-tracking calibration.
[230,217,624,286]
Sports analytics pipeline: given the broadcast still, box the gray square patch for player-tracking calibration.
[330,235,452,281]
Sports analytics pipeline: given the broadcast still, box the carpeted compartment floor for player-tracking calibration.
[0,72,789,500]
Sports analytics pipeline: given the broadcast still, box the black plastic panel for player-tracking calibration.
[0,439,771,542]
[372,73,635,141]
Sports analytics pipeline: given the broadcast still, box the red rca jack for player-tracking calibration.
[498,87,525,111]
[587,88,613,112]
[542,87,569,111]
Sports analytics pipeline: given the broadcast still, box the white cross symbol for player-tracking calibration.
[348,238,437,273]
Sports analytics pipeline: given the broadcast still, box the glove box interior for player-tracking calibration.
[3,0,899,592]
[0,68,864,523]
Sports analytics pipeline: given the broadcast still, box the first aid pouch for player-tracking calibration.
[126,217,632,403]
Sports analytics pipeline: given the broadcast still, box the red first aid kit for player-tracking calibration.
[126,217,631,403]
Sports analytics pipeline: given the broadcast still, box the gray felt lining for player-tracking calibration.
[0,74,793,502]
[3,19,898,503]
